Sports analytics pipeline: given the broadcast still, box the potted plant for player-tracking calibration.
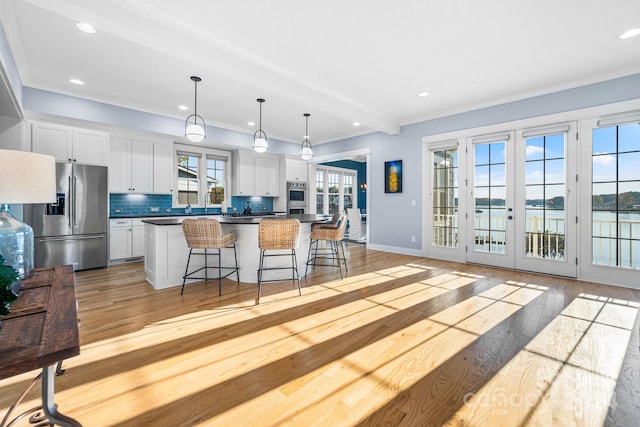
[0,254,19,319]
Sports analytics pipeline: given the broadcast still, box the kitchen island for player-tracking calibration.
[143,214,327,289]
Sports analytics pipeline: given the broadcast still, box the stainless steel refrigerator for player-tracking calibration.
[26,163,108,270]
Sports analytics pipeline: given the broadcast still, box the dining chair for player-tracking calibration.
[346,208,367,242]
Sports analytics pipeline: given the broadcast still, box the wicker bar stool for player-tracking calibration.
[305,214,348,279]
[257,218,302,302]
[311,212,341,230]
[181,218,239,296]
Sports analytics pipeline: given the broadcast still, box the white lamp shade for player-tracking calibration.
[185,124,206,142]
[0,150,56,203]
[300,146,313,160]
[253,138,268,153]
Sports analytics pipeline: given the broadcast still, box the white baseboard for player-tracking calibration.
[366,243,422,257]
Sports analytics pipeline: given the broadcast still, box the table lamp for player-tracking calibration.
[0,149,56,278]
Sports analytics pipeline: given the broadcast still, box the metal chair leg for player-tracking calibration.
[292,249,302,295]
[181,249,193,295]
[233,243,240,283]
[217,248,222,296]
[340,240,348,273]
[204,248,208,282]
[257,249,264,301]
[291,249,296,285]
[333,241,343,279]
[305,238,314,277]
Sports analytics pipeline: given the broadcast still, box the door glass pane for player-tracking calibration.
[433,148,458,247]
[619,122,640,152]
[343,174,354,209]
[592,154,617,182]
[524,132,566,260]
[618,152,640,181]
[592,123,640,269]
[525,161,544,185]
[474,141,506,254]
[525,136,545,161]
[316,170,324,214]
[328,172,340,214]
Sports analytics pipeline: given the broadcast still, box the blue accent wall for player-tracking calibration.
[320,160,367,211]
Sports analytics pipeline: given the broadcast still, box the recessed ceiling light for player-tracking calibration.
[418,91,429,97]
[69,78,84,86]
[619,28,640,39]
[248,121,255,126]
[178,105,188,111]
[353,122,360,127]
[75,22,96,34]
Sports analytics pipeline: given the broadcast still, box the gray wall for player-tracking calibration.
[2,14,640,254]
[18,75,640,254]
[314,73,640,253]
[0,21,22,116]
[22,86,302,156]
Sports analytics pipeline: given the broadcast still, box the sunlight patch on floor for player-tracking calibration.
[447,293,638,426]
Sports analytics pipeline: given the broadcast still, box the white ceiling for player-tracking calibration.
[2,0,640,144]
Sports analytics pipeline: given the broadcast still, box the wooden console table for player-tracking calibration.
[0,265,82,427]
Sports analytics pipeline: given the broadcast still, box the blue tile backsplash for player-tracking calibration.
[229,196,274,213]
[110,194,274,217]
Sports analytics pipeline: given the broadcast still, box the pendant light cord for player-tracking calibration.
[193,78,198,119]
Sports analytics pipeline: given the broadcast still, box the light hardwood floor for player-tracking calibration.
[2,243,640,426]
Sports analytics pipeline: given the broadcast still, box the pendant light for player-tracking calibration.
[300,113,313,160]
[253,98,268,153]
[185,76,206,142]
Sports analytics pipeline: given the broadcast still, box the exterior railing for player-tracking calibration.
[432,213,638,267]
[593,218,637,267]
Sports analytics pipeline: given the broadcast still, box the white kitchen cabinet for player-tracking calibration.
[232,150,255,196]
[132,218,146,257]
[232,150,280,196]
[110,217,165,261]
[32,122,109,165]
[109,218,133,260]
[109,138,153,193]
[284,158,308,182]
[153,143,173,194]
[254,156,279,196]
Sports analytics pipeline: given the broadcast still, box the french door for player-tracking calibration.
[427,123,577,277]
[465,132,516,269]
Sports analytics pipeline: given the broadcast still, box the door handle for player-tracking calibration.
[73,175,78,226]
[68,176,72,226]
[39,235,105,242]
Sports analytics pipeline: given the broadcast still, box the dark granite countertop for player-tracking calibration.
[143,214,327,226]
[110,211,286,219]
[110,212,224,219]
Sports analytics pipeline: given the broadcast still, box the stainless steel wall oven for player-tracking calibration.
[286,181,307,213]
